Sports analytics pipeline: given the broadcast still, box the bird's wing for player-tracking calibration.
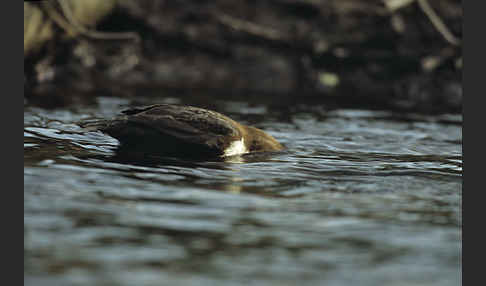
[106,104,241,149]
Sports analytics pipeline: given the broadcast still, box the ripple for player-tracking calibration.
[24,101,461,286]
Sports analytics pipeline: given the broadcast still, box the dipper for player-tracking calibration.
[92,104,283,158]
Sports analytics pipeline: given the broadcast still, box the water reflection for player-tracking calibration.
[24,97,461,286]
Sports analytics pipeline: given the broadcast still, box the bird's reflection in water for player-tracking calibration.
[104,149,286,195]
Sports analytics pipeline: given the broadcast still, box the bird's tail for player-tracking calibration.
[78,119,111,132]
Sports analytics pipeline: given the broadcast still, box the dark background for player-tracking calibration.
[24,0,461,113]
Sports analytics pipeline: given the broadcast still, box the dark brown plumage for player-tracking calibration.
[88,104,283,158]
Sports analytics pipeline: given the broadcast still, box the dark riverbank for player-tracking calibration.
[24,0,462,114]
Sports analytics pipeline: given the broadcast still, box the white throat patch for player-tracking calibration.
[223,138,249,157]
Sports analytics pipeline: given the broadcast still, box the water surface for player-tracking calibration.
[24,96,462,286]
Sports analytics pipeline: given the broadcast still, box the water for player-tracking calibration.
[24,96,462,286]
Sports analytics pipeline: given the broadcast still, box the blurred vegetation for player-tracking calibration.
[24,3,53,56]
[24,0,461,113]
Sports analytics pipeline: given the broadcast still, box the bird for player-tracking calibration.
[85,104,284,159]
